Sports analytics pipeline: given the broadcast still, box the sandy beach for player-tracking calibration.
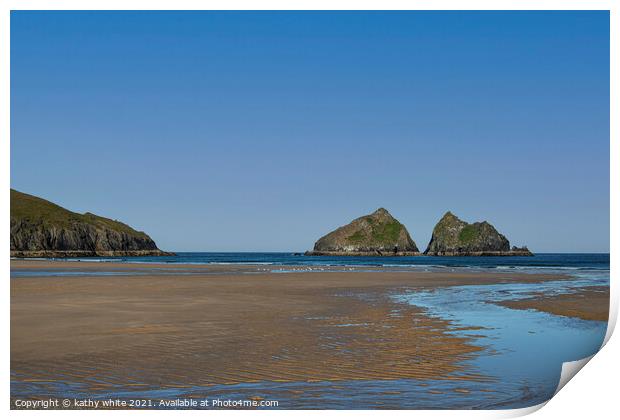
[11,262,560,389]
[10,259,608,408]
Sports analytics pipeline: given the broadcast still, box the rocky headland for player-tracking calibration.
[10,189,173,258]
[305,208,420,256]
[424,211,532,256]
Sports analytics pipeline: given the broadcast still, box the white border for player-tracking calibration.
[2,2,616,419]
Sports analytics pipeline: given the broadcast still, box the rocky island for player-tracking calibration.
[10,189,173,258]
[306,208,420,256]
[424,211,532,256]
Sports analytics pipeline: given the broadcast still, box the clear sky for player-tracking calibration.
[11,11,609,252]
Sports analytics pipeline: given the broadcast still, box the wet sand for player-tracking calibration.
[496,286,609,321]
[11,260,567,399]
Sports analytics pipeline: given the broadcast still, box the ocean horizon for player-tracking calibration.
[18,252,608,270]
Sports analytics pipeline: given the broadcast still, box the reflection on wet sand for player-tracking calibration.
[495,286,609,321]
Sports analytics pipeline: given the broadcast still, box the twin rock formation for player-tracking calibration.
[10,189,172,258]
[307,208,532,257]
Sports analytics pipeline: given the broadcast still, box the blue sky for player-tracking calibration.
[11,11,609,252]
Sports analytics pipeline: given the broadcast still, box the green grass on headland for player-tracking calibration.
[10,189,150,238]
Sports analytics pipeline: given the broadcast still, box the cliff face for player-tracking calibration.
[306,208,419,256]
[424,212,532,256]
[10,189,173,257]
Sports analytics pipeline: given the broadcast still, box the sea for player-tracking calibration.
[11,253,610,409]
[12,251,609,271]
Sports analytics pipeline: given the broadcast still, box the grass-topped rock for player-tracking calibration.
[424,211,532,256]
[306,208,419,256]
[10,189,173,258]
